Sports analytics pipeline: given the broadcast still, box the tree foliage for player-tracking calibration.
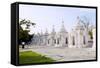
[80,16,93,39]
[19,19,35,45]
[88,30,93,39]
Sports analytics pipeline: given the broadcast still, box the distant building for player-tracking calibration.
[31,16,94,48]
[92,28,96,49]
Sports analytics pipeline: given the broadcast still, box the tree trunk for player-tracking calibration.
[22,45,25,49]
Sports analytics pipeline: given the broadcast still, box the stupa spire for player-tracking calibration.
[45,28,48,35]
[41,29,43,35]
[76,16,81,25]
[52,25,55,32]
[75,16,84,30]
[51,25,56,35]
[60,20,66,32]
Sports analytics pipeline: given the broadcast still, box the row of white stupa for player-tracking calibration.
[31,16,96,49]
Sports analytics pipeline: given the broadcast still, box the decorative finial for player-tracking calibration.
[45,28,48,34]
[41,29,43,35]
[53,25,55,28]
[62,19,64,24]
[62,20,64,28]
[77,16,79,19]
[52,25,55,32]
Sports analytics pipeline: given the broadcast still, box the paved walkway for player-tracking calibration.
[19,46,96,62]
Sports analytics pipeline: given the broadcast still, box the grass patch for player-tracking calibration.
[19,51,55,64]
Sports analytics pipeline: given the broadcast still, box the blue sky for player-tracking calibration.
[19,4,96,34]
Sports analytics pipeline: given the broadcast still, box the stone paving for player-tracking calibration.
[19,45,96,62]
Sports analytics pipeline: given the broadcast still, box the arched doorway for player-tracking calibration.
[54,39,56,44]
[83,36,85,44]
[57,38,59,44]
[48,39,50,44]
[72,36,75,45]
[66,38,68,44]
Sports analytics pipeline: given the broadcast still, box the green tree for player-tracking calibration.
[19,19,35,49]
[88,30,93,39]
[80,16,93,39]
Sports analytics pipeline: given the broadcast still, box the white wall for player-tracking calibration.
[0,0,99,68]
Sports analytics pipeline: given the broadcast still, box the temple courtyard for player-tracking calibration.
[19,45,96,62]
